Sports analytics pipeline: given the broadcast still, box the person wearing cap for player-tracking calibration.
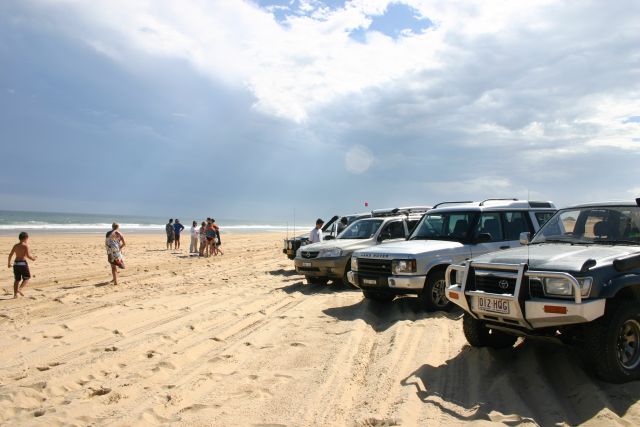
[309,218,324,243]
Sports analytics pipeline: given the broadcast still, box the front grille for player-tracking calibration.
[529,278,544,298]
[301,251,319,259]
[472,271,518,295]
[358,259,392,276]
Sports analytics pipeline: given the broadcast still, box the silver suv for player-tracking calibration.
[294,207,430,286]
[348,199,556,310]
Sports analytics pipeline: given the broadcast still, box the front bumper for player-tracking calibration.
[294,256,349,278]
[445,263,606,329]
[347,271,425,294]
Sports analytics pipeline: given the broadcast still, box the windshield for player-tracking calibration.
[531,206,640,245]
[338,219,384,240]
[409,212,477,241]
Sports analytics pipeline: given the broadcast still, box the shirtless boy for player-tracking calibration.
[7,232,37,298]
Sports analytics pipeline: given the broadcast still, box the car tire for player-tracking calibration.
[306,276,329,285]
[363,291,394,303]
[341,260,356,288]
[418,269,453,312]
[463,313,518,349]
[583,301,640,383]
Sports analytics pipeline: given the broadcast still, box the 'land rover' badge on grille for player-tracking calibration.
[498,280,510,290]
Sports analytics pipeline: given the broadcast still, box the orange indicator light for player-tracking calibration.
[448,292,459,300]
[544,305,567,314]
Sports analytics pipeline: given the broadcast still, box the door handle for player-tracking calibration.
[499,245,510,250]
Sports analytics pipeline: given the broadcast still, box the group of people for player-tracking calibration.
[166,218,223,257]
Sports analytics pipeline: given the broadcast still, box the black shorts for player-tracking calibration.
[13,261,30,281]
[175,234,181,242]
[167,236,174,243]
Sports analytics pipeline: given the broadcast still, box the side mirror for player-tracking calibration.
[476,233,492,243]
[324,235,335,241]
[519,232,531,245]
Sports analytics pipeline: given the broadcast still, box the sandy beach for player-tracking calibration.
[1,232,639,426]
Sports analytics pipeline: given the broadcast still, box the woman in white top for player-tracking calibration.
[190,221,199,254]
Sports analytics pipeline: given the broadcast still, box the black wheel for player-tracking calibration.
[306,276,329,285]
[363,291,395,303]
[418,270,453,312]
[583,301,640,383]
[341,260,356,288]
[463,313,518,349]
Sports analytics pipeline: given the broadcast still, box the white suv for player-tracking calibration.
[348,199,556,310]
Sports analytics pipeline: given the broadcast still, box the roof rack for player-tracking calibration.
[432,201,474,209]
[371,206,432,218]
[479,198,518,206]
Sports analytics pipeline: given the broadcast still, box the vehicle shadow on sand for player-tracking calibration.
[322,298,461,332]
[276,281,359,295]
[401,340,640,425]
[268,269,299,277]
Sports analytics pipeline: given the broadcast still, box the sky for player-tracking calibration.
[0,0,639,223]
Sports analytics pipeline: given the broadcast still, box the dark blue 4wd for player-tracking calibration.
[446,201,640,383]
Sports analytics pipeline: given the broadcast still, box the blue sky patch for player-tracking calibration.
[624,116,640,123]
[350,3,431,42]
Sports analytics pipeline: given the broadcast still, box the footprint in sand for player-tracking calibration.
[290,342,306,347]
[88,387,111,397]
[36,366,50,371]
[105,346,118,352]
[34,409,46,417]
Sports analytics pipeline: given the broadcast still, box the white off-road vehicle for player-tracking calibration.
[294,207,430,286]
[445,201,640,383]
[348,199,556,310]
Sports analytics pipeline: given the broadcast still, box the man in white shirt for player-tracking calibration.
[309,218,324,243]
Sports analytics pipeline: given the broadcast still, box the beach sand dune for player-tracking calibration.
[1,233,639,426]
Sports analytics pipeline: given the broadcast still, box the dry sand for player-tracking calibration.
[1,233,639,426]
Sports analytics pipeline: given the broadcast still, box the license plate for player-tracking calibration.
[477,296,510,314]
[303,262,311,267]
[363,279,377,285]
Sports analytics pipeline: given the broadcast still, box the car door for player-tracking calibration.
[470,211,508,257]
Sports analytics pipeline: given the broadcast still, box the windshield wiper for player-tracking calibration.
[540,237,581,244]
[592,238,640,245]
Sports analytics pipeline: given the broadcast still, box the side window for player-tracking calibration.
[535,211,555,228]
[384,221,406,239]
[474,212,504,241]
[503,211,529,240]
[406,219,420,234]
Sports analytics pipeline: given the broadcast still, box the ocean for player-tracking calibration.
[0,210,310,235]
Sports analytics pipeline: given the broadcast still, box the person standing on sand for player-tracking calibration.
[190,220,199,254]
[173,219,185,250]
[166,219,175,250]
[211,219,224,255]
[205,220,217,257]
[309,218,324,243]
[7,232,37,298]
[106,223,125,285]
[199,221,208,257]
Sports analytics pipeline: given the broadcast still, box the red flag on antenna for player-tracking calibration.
[364,202,369,207]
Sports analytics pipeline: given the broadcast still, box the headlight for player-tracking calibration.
[351,257,358,271]
[318,248,342,258]
[392,259,417,274]
[543,277,592,297]
[288,241,293,249]
[296,248,302,257]
[455,269,465,285]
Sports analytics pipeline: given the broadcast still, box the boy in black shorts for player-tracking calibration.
[7,232,37,298]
